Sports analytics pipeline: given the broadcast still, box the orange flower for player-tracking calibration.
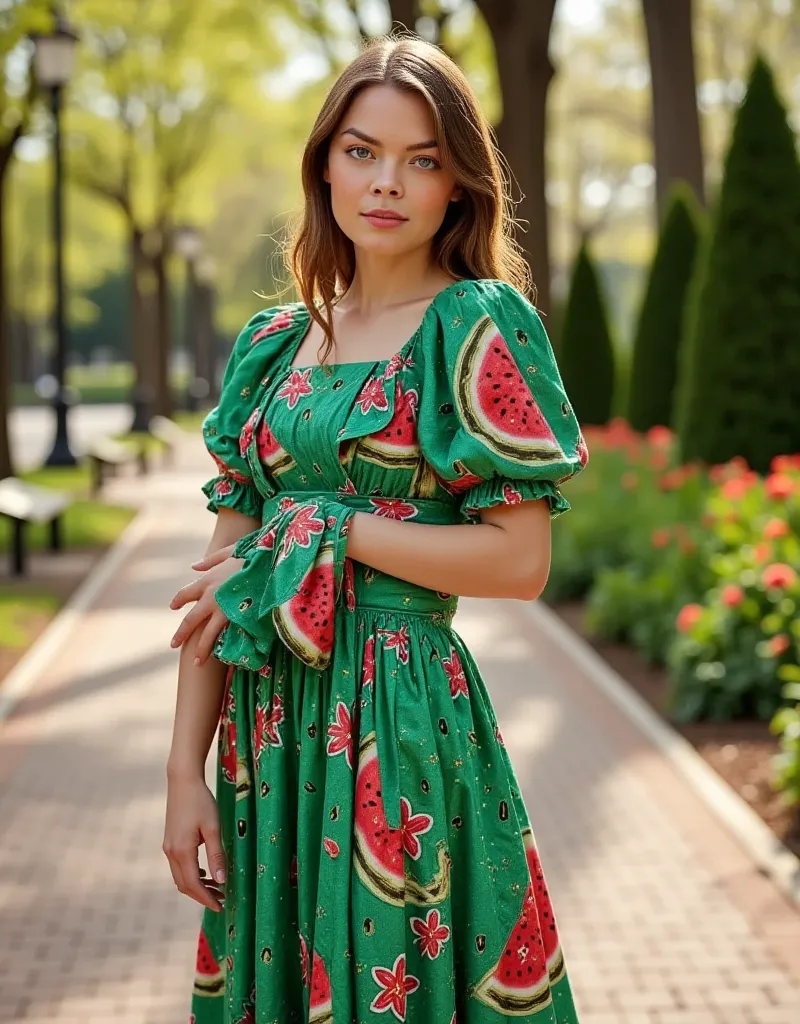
[754,541,772,563]
[762,563,797,589]
[621,471,639,491]
[646,425,673,449]
[767,634,791,657]
[651,528,671,549]
[763,518,790,540]
[677,604,704,633]
[770,454,800,473]
[765,473,795,500]
[721,477,752,501]
[679,537,697,554]
[721,584,745,607]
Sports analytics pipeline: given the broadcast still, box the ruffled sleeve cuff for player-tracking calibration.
[461,477,572,521]
[202,474,263,518]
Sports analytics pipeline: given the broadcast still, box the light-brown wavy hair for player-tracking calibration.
[285,32,532,365]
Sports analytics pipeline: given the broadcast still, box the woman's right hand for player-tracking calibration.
[163,773,227,913]
[169,549,244,663]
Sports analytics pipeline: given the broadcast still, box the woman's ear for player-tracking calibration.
[323,163,330,183]
[450,184,463,202]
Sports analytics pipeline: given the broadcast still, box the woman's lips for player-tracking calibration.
[361,211,408,229]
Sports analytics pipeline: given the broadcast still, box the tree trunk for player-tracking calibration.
[0,180,13,479]
[153,236,173,418]
[642,0,705,213]
[130,226,160,430]
[477,0,557,314]
[387,0,417,33]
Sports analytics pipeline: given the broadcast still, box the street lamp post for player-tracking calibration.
[32,12,79,468]
[173,225,204,412]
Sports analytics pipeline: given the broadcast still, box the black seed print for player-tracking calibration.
[515,329,528,345]
[237,818,247,837]
[363,918,375,936]
[456,289,466,297]
[561,401,571,416]
[238,598,253,612]
[307,723,317,738]
[330,805,340,821]
[467,731,477,744]
[229,925,236,941]
[333,379,344,390]
[302,408,312,421]
[439,402,454,415]
[438,718,449,735]
[452,815,464,829]
[499,800,509,821]
[476,934,486,952]
[312,463,322,474]
[261,947,272,963]
[304,781,317,793]
[421,779,430,793]
[260,781,270,797]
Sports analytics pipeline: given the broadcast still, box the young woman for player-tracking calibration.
[165,33,588,1024]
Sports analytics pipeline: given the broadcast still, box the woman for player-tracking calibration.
[165,33,587,1024]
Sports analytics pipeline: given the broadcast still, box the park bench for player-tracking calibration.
[85,438,147,496]
[149,414,184,466]
[0,477,73,576]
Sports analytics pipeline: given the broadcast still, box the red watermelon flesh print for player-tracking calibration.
[455,315,565,465]
[193,927,225,997]
[310,949,333,1024]
[272,544,335,670]
[353,732,451,907]
[523,826,566,984]
[256,417,295,475]
[359,381,420,468]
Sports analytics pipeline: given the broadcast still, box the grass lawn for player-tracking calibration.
[173,409,212,433]
[0,465,137,681]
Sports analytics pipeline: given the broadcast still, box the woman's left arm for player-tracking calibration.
[345,500,551,601]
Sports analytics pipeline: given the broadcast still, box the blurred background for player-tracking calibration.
[1,2,800,1020]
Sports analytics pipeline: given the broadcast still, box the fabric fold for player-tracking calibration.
[213,495,355,671]
[461,476,572,521]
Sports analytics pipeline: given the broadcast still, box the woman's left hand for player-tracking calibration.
[169,545,243,663]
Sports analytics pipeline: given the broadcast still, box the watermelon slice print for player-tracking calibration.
[272,542,336,669]
[193,927,225,997]
[353,732,451,907]
[359,381,420,468]
[300,934,333,1024]
[454,314,565,465]
[256,418,296,475]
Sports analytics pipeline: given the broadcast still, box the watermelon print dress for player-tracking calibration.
[190,278,588,1024]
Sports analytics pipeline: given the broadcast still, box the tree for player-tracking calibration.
[558,238,616,427]
[0,0,51,477]
[641,0,706,212]
[676,57,800,472]
[627,183,702,432]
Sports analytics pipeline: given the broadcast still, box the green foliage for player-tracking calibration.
[0,0,51,151]
[628,183,702,433]
[676,56,800,472]
[558,239,616,427]
[771,683,800,806]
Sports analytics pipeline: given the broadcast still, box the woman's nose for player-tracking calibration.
[370,169,403,197]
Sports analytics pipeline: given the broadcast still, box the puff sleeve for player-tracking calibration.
[419,279,588,521]
[201,305,299,517]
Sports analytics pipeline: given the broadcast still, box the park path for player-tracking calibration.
[0,434,798,1024]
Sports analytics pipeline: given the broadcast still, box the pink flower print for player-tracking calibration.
[279,504,325,558]
[502,483,523,505]
[343,558,356,612]
[577,433,589,468]
[378,625,410,664]
[276,368,313,410]
[278,496,297,513]
[239,408,260,457]
[326,701,354,769]
[443,648,468,700]
[399,796,432,860]
[410,908,451,960]
[214,478,233,499]
[256,526,277,550]
[369,497,419,521]
[251,309,295,343]
[362,635,376,688]
[253,694,284,764]
[356,376,390,414]
[383,353,415,380]
[370,954,420,1021]
[326,514,337,528]
[337,477,358,496]
[258,665,272,678]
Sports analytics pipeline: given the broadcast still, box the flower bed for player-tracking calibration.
[548,420,800,841]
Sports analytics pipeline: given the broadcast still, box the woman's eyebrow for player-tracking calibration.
[339,127,438,151]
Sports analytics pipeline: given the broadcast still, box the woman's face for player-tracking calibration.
[324,84,462,257]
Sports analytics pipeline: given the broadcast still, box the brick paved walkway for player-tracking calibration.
[0,436,798,1024]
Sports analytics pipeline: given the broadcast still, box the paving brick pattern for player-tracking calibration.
[0,436,798,1023]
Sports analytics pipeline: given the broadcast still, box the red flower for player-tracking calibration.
[383,353,415,380]
[279,504,325,558]
[677,603,704,633]
[765,473,795,501]
[253,694,284,763]
[378,625,410,664]
[762,563,797,589]
[770,454,800,473]
[369,497,419,520]
[398,797,433,860]
[721,475,755,501]
[215,478,233,499]
[651,528,671,549]
[754,541,772,563]
[442,648,468,700]
[721,584,744,607]
[276,368,313,410]
[409,908,451,960]
[326,701,354,769]
[764,518,790,540]
[502,483,524,505]
[370,954,420,1020]
[646,425,673,449]
[251,310,295,343]
[355,377,390,414]
[768,634,791,657]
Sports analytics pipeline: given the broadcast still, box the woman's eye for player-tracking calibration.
[347,146,372,160]
[414,155,439,170]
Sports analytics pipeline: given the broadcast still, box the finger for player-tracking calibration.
[171,606,208,649]
[202,823,227,886]
[195,614,227,666]
[178,851,224,912]
[170,580,203,611]
[192,545,234,571]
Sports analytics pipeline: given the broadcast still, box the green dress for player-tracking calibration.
[189,278,588,1024]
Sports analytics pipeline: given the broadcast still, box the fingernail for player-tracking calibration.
[194,657,200,666]
[215,868,226,883]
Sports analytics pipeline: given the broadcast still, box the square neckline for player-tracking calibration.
[284,277,468,373]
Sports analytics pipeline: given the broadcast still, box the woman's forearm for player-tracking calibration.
[345,503,551,601]
[167,631,228,780]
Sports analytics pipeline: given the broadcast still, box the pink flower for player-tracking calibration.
[361,636,376,688]
[646,425,673,449]
[326,701,354,769]
[370,954,420,1020]
[768,634,791,657]
[722,475,755,501]
[214,478,233,499]
[765,473,795,501]
[754,542,772,563]
[770,454,800,473]
[253,694,284,764]
[677,603,704,633]
[355,377,390,414]
[764,518,790,540]
[398,797,433,860]
[410,909,451,960]
[279,504,325,558]
[442,648,468,700]
[251,310,295,343]
[651,528,671,549]
[275,368,313,410]
[762,563,797,589]
[369,497,419,520]
[721,584,744,607]
[378,625,410,664]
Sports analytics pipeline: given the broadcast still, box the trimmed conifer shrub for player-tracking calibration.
[628,183,702,433]
[558,238,616,426]
[675,56,800,472]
